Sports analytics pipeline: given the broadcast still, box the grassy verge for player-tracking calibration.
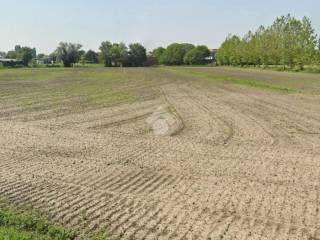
[0,208,75,240]
[167,67,300,93]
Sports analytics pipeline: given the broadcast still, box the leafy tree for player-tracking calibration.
[99,41,113,67]
[317,37,320,64]
[6,50,18,59]
[84,50,99,63]
[128,43,147,67]
[19,47,34,66]
[78,50,86,59]
[100,41,147,67]
[109,43,128,67]
[184,45,210,65]
[55,42,82,67]
[14,45,21,52]
[160,43,191,65]
[295,17,317,69]
[217,15,319,70]
[151,47,165,63]
[37,53,46,59]
[180,43,195,54]
[217,35,241,65]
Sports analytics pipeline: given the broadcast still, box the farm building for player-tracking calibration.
[206,48,218,61]
[0,58,23,67]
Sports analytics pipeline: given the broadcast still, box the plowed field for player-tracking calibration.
[1,67,320,239]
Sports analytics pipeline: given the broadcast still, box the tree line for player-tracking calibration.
[0,41,214,68]
[0,42,147,68]
[151,43,213,65]
[217,15,320,70]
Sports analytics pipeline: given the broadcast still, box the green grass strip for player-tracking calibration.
[168,68,300,93]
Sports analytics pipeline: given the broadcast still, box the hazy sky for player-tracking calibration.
[1,0,320,53]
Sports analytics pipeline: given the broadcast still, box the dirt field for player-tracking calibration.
[1,67,320,239]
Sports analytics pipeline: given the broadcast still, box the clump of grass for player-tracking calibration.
[0,208,75,240]
[168,68,300,93]
[92,231,109,240]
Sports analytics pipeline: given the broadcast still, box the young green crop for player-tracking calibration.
[0,208,75,240]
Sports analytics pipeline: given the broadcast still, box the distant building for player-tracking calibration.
[36,57,53,65]
[36,59,45,65]
[209,49,218,54]
[0,59,23,67]
[206,49,218,62]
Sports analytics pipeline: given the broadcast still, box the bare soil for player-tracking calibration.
[1,67,320,239]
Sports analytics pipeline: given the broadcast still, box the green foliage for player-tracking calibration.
[0,227,51,240]
[217,15,319,70]
[92,231,108,240]
[109,43,128,67]
[216,35,242,66]
[160,43,195,65]
[99,41,128,67]
[6,51,17,59]
[0,208,75,240]
[99,41,146,67]
[128,43,147,67]
[184,45,210,65]
[84,50,99,64]
[180,43,195,55]
[55,42,83,67]
[20,47,35,67]
[99,41,113,67]
[155,43,212,66]
[151,47,165,63]
[317,36,320,64]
